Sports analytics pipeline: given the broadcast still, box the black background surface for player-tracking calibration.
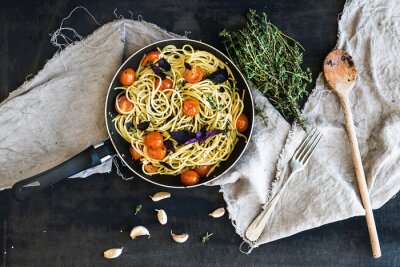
[1,1,399,266]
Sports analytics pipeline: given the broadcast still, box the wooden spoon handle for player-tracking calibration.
[340,96,381,258]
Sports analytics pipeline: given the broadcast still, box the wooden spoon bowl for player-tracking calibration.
[323,50,357,96]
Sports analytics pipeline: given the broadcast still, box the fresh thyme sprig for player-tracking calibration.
[201,232,214,243]
[134,204,142,215]
[220,10,311,127]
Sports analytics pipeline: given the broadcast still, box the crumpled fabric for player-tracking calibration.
[212,0,400,247]
[0,19,180,187]
[1,0,399,249]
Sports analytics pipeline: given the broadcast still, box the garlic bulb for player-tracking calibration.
[150,192,171,202]
[209,207,225,218]
[170,231,189,243]
[155,209,167,225]
[103,247,123,259]
[130,226,150,239]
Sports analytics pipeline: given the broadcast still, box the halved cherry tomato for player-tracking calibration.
[180,170,200,186]
[141,51,160,66]
[115,95,134,114]
[183,66,204,83]
[183,98,200,116]
[236,113,249,133]
[147,147,166,160]
[155,78,173,91]
[144,164,158,174]
[129,145,142,161]
[194,165,212,177]
[119,68,136,86]
[144,131,164,149]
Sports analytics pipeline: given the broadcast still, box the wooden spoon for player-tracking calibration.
[323,50,381,258]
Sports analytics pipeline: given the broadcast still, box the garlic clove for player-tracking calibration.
[103,247,123,259]
[130,226,150,239]
[170,231,189,243]
[150,192,171,202]
[155,209,167,225]
[209,207,225,218]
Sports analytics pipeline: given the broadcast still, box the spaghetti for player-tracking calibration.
[113,44,248,184]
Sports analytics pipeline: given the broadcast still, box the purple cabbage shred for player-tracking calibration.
[157,58,171,71]
[169,130,196,145]
[137,121,150,131]
[207,69,228,83]
[184,129,226,145]
[170,128,226,145]
[150,63,166,79]
[160,162,173,169]
[164,140,175,152]
[184,62,192,70]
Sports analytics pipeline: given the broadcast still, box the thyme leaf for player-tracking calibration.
[134,204,142,215]
[206,95,218,110]
[201,232,214,243]
[129,127,138,139]
[175,80,185,90]
[219,10,311,127]
[255,106,268,127]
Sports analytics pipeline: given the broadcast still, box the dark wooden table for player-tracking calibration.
[1,1,399,266]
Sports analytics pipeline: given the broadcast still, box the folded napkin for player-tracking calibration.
[1,0,399,250]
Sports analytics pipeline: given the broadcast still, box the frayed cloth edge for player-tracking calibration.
[218,185,260,254]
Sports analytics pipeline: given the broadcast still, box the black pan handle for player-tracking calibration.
[12,139,115,201]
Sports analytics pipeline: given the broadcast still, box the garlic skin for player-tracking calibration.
[155,209,167,225]
[130,226,150,239]
[209,207,225,218]
[150,192,171,202]
[170,231,189,243]
[103,248,123,259]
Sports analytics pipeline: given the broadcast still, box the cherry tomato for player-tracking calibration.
[129,145,142,160]
[141,51,160,66]
[144,164,158,174]
[119,68,136,86]
[236,113,249,133]
[180,170,200,186]
[194,165,212,177]
[183,98,200,116]
[144,131,164,149]
[115,95,134,114]
[147,147,166,160]
[155,78,173,91]
[183,66,204,83]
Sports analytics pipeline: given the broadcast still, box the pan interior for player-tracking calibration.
[105,39,254,188]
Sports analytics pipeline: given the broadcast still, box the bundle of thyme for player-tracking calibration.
[220,10,312,126]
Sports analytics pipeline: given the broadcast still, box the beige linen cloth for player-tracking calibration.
[0,0,399,249]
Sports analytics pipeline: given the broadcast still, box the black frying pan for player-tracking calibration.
[12,39,254,201]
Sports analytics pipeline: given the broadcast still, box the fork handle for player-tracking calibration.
[245,172,296,242]
[340,96,381,258]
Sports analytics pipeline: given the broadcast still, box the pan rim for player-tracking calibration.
[105,38,254,188]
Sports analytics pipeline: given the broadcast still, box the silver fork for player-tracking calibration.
[245,128,323,242]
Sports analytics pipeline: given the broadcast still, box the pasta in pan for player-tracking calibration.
[113,44,248,185]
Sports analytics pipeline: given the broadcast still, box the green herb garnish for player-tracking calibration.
[134,204,142,215]
[129,127,137,134]
[220,10,312,127]
[255,106,268,127]
[201,232,214,243]
[226,118,231,131]
[206,95,218,110]
[175,80,185,90]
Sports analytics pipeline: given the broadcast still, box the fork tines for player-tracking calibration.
[293,128,323,165]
